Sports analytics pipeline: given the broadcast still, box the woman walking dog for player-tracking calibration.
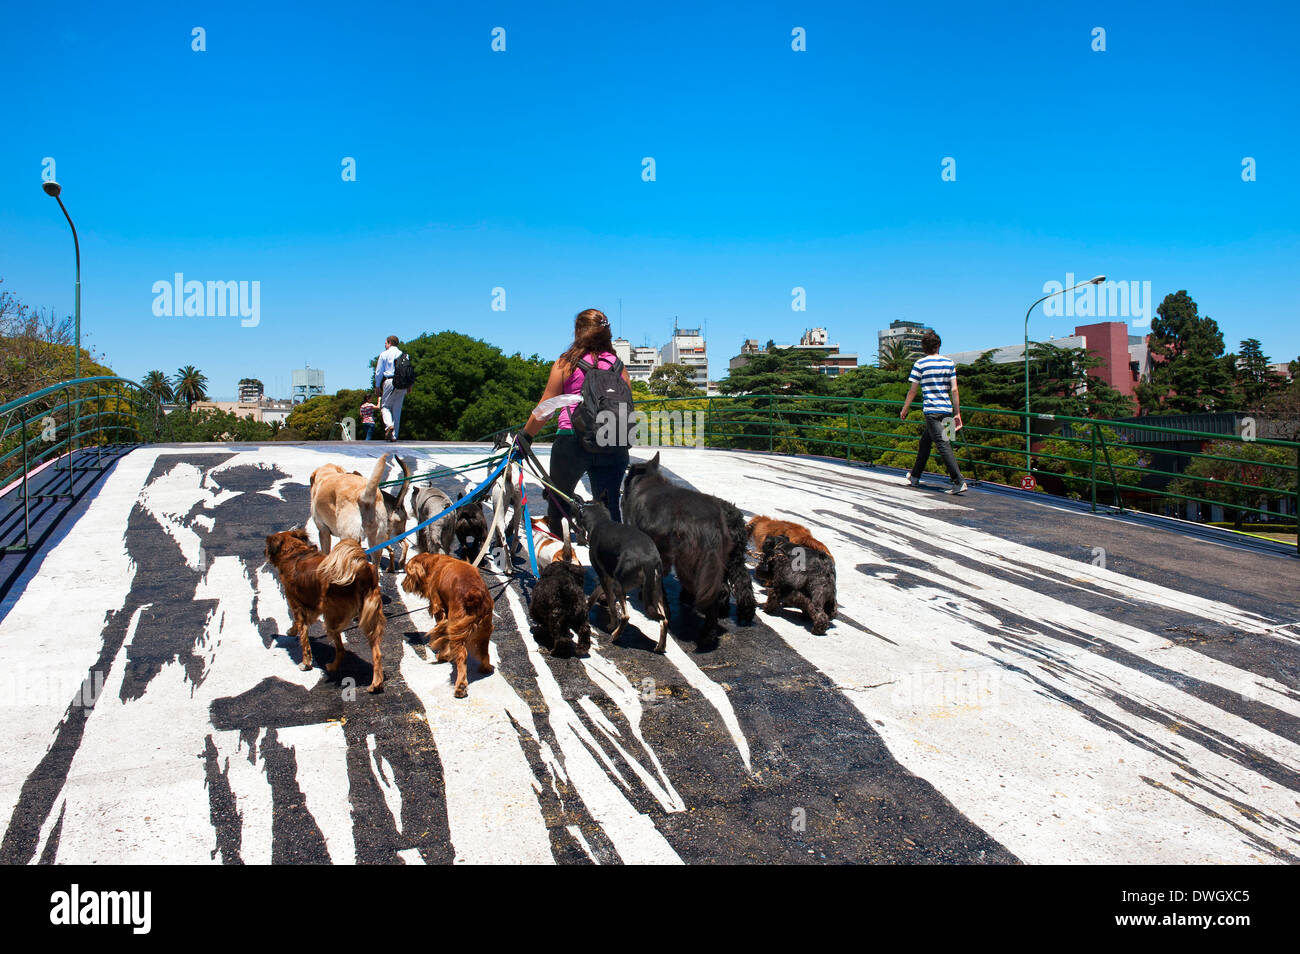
[517,309,634,533]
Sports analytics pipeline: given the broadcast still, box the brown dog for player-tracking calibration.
[746,516,835,562]
[264,529,386,692]
[401,553,495,698]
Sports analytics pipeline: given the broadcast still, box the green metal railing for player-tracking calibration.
[624,394,1299,553]
[0,376,159,551]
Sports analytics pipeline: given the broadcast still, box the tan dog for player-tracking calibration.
[264,530,386,692]
[401,553,495,698]
[309,455,410,573]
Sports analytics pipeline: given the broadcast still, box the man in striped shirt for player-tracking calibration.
[899,330,968,494]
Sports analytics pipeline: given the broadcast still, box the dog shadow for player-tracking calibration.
[274,629,381,690]
[400,626,494,693]
[588,605,660,654]
[760,603,834,634]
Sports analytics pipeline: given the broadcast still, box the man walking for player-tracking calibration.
[374,335,410,441]
[899,330,968,495]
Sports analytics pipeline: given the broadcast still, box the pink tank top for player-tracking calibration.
[558,352,617,430]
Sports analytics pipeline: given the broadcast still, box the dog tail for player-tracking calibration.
[392,456,414,512]
[432,587,494,645]
[645,558,668,621]
[319,539,373,587]
[362,453,389,516]
[690,516,730,611]
[360,582,385,641]
[725,506,756,625]
[559,518,573,564]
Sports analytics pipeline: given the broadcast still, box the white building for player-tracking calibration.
[659,323,709,390]
[613,338,661,383]
[877,319,934,360]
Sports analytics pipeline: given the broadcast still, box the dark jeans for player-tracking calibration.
[361,423,375,440]
[545,433,630,532]
[910,413,964,485]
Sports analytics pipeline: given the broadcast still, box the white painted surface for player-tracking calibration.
[2,444,1296,864]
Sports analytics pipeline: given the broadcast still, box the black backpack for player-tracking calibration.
[392,351,416,390]
[572,356,635,453]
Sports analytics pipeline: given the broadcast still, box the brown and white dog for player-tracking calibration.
[309,454,411,573]
[745,516,835,562]
[401,553,495,698]
[530,517,581,569]
[264,529,386,692]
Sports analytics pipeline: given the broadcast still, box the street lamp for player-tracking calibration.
[43,180,82,459]
[1023,274,1105,472]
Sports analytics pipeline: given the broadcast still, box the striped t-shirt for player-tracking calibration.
[908,355,957,415]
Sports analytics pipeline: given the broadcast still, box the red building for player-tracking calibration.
[1073,321,1148,400]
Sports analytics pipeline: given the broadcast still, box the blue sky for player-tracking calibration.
[3,0,1297,400]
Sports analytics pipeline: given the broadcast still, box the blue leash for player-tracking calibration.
[365,453,512,556]
[518,469,540,578]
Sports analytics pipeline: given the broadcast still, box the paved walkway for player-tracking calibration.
[1,444,1296,864]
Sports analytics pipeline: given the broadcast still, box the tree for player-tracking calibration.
[1135,291,1238,413]
[877,340,915,373]
[1252,378,1300,441]
[0,279,107,404]
[1233,338,1286,407]
[1170,439,1296,530]
[157,407,274,442]
[650,363,703,397]
[173,366,209,409]
[307,332,551,441]
[1024,342,1134,419]
[141,370,174,403]
[287,388,369,440]
[719,348,828,395]
[949,345,1132,419]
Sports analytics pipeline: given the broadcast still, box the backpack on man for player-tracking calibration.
[392,351,416,390]
[572,356,635,453]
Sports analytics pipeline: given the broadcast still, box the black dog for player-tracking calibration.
[527,523,591,657]
[757,534,837,635]
[453,491,490,560]
[621,452,755,649]
[576,499,669,653]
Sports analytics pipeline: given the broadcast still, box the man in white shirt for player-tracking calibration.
[374,335,407,441]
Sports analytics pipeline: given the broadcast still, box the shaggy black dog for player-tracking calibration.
[757,533,837,635]
[453,491,490,560]
[527,531,591,658]
[576,499,669,653]
[621,452,755,649]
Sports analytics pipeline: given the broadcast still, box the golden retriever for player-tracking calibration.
[265,529,386,692]
[401,553,495,698]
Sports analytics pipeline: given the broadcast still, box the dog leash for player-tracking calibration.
[377,451,507,488]
[518,467,540,578]
[365,453,512,556]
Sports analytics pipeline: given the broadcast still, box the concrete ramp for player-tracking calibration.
[1,444,1297,864]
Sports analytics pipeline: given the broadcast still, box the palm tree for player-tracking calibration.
[878,340,915,373]
[173,366,209,409]
[141,369,174,404]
